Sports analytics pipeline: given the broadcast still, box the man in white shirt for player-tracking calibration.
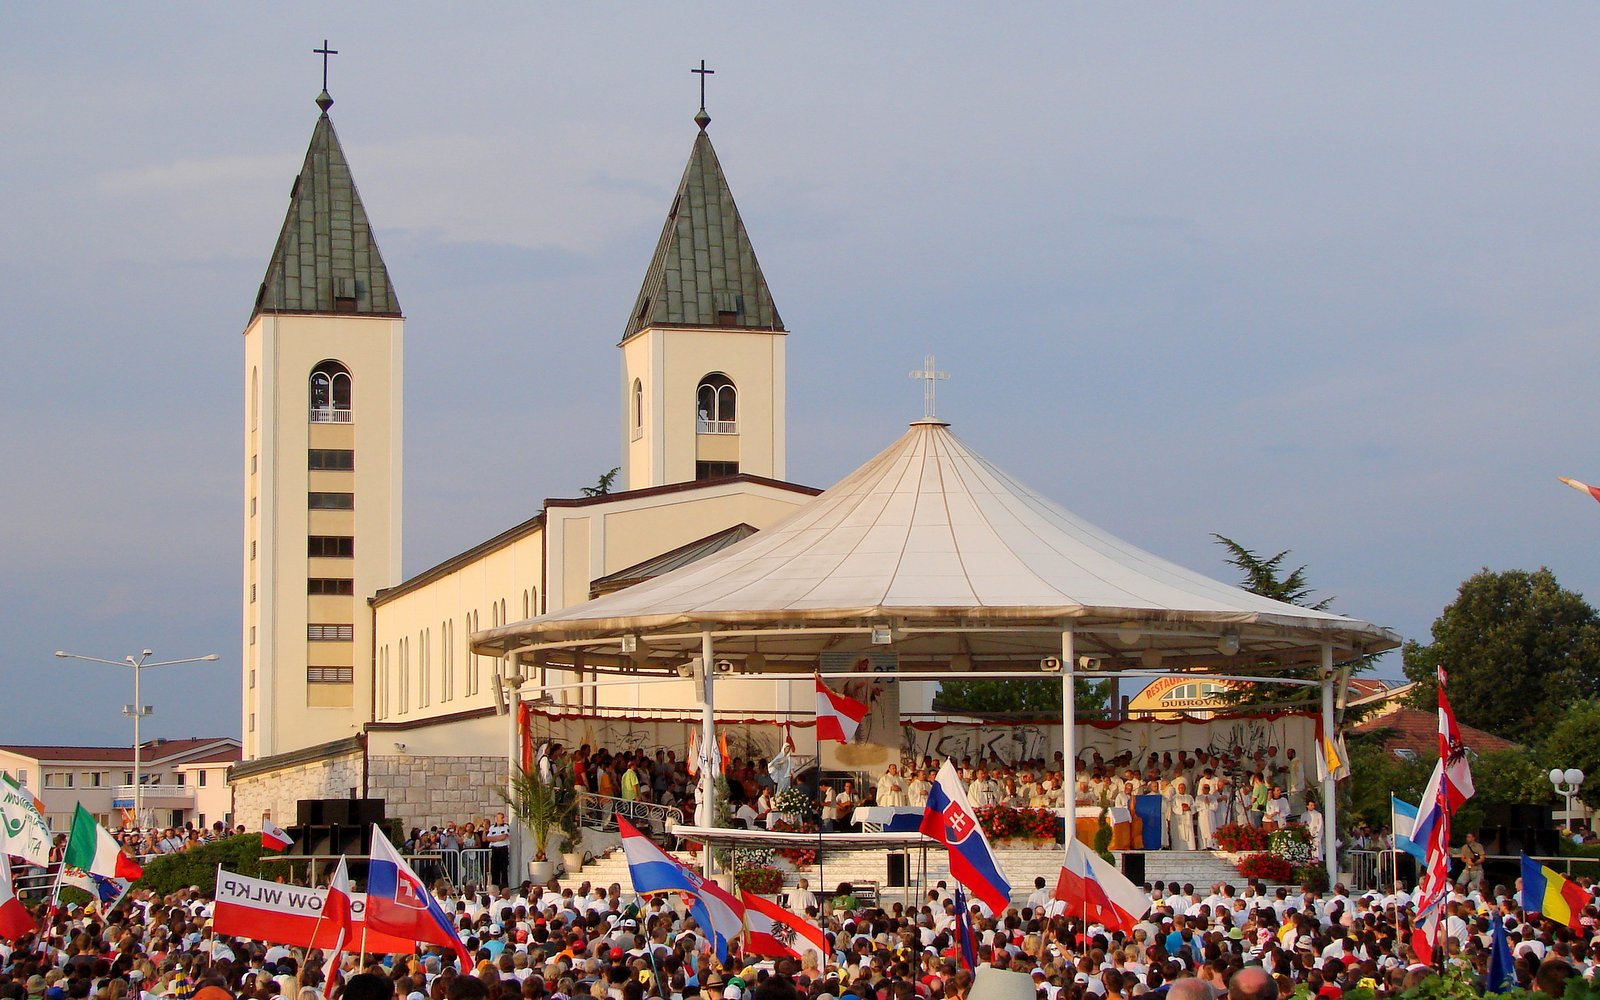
[1027,876,1052,912]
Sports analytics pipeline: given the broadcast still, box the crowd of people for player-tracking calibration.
[4,857,1600,1000]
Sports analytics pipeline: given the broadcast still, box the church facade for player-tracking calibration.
[231,88,821,828]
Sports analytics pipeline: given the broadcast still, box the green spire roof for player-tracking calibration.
[251,103,400,323]
[622,127,782,342]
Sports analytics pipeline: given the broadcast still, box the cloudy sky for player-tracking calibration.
[4,5,1599,744]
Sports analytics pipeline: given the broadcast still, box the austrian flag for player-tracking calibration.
[814,674,868,743]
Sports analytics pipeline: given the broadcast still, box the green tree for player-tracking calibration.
[1209,535,1365,710]
[581,468,620,497]
[1540,699,1600,807]
[935,678,1110,718]
[1345,734,1432,828]
[1402,568,1600,743]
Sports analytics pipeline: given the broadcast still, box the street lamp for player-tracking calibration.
[1549,767,1586,833]
[55,648,219,829]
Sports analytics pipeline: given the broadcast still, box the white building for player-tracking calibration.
[0,738,241,832]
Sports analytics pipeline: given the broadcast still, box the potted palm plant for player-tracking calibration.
[501,766,572,884]
[559,807,585,875]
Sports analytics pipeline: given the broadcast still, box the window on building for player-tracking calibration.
[43,772,72,789]
[250,497,256,516]
[308,578,355,596]
[399,637,409,713]
[249,626,256,645]
[174,773,185,787]
[250,541,256,560]
[249,669,255,688]
[308,666,354,684]
[199,770,207,787]
[251,584,257,603]
[251,454,257,474]
[308,449,355,471]
[307,624,356,641]
[419,629,430,709]
[123,771,132,784]
[15,770,26,787]
[632,378,644,440]
[308,535,355,557]
[696,373,737,433]
[308,492,355,510]
[249,714,255,732]
[696,461,740,480]
[309,360,352,422]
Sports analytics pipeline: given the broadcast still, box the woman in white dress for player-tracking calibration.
[1169,777,1197,851]
[877,763,907,807]
[1195,770,1219,850]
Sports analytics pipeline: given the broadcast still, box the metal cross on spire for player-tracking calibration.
[692,60,715,129]
[909,354,951,421]
[314,40,339,110]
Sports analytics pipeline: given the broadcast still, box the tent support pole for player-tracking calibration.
[1062,628,1076,858]
[1320,644,1338,888]
[701,630,716,877]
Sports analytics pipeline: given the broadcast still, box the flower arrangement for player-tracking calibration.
[769,817,819,866]
[733,865,785,895]
[975,805,1059,842]
[1215,823,1268,852]
[731,846,776,870]
[772,787,813,816]
[1236,852,1292,883]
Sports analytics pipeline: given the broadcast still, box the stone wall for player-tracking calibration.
[230,739,365,827]
[367,754,503,830]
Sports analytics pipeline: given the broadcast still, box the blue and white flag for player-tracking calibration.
[1391,796,1426,861]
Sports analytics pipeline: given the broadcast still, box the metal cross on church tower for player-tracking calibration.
[909,354,951,420]
[315,39,338,90]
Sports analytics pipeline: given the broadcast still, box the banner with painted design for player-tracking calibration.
[212,868,417,952]
[0,773,52,865]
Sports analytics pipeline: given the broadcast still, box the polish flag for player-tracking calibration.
[1559,477,1600,504]
[261,818,294,852]
[741,891,827,966]
[815,675,869,743]
[1054,838,1149,933]
[0,829,33,942]
[320,857,352,1000]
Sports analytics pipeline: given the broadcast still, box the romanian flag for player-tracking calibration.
[1520,855,1590,929]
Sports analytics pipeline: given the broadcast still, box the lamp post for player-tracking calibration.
[1549,767,1586,833]
[55,648,219,829]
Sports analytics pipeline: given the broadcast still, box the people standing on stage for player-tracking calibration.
[1169,776,1197,850]
[1195,769,1220,850]
[876,763,907,807]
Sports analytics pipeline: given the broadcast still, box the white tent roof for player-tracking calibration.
[475,421,1397,663]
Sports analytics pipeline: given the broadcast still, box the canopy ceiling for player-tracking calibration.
[473,421,1399,673]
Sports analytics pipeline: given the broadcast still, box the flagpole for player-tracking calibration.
[36,859,66,956]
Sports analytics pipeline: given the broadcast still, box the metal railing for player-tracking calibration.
[113,783,193,801]
[696,418,736,435]
[1348,849,1380,891]
[310,407,353,423]
[405,847,493,888]
[576,790,684,837]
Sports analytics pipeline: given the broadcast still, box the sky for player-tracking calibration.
[4,5,1599,745]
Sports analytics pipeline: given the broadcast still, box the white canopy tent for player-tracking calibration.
[474,419,1400,873]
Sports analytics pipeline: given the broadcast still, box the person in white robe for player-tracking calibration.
[1195,770,1220,850]
[1302,797,1325,859]
[1169,778,1198,851]
[877,764,907,807]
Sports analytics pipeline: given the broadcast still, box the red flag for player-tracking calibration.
[741,891,827,965]
[261,818,294,852]
[1054,839,1149,933]
[0,832,32,942]
[815,674,869,743]
[1559,477,1600,504]
[518,703,533,774]
[321,857,352,999]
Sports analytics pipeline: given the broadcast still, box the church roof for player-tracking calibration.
[250,98,400,323]
[621,125,782,342]
[475,420,1399,665]
[590,523,758,597]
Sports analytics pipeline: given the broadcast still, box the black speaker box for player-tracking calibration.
[1514,804,1549,830]
[320,799,353,825]
[1533,828,1561,856]
[298,800,322,826]
[356,799,385,827]
[1122,852,1145,884]
[1481,803,1511,828]
[887,853,908,887]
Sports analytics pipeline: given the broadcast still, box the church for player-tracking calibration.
[231,82,832,825]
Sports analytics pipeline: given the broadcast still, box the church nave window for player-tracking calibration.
[696,460,740,481]
[696,373,737,434]
[632,378,644,441]
[309,360,352,423]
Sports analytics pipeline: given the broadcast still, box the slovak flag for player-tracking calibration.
[617,817,745,962]
[321,857,352,1000]
[919,760,1012,914]
[261,818,294,852]
[1054,838,1149,933]
[815,674,869,743]
[364,825,472,968]
[741,891,827,966]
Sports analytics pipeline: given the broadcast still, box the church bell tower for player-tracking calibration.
[242,79,403,760]
[620,99,787,491]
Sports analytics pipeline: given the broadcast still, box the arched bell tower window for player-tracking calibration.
[632,378,644,440]
[696,373,736,434]
[309,360,352,423]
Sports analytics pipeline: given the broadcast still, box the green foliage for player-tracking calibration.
[1540,699,1600,806]
[1403,568,1600,744]
[1345,735,1432,828]
[581,468,620,497]
[499,766,575,861]
[137,834,270,895]
[934,678,1110,717]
